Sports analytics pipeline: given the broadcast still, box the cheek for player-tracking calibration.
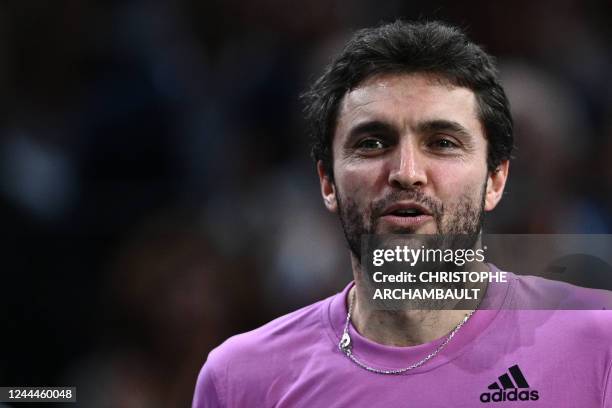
[430,162,486,200]
[335,161,388,202]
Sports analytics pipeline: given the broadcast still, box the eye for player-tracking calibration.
[356,138,387,150]
[430,138,459,149]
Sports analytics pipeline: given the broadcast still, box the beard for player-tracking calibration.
[337,182,487,310]
[337,181,487,262]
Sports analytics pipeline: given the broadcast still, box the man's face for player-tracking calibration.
[318,73,508,258]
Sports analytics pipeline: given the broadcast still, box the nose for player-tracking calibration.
[388,140,428,189]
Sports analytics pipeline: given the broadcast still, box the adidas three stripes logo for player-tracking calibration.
[480,365,540,403]
[488,365,530,390]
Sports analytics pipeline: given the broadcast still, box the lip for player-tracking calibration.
[379,201,433,230]
[382,202,432,217]
[379,213,433,229]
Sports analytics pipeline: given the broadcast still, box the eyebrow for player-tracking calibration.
[416,119,472,138]
[345,120,397,146]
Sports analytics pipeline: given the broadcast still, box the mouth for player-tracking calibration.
[383,202,432,217]
[379,203,434,229]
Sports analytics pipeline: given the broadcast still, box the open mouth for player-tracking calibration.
[379,203,433,229]
[389,208,425,217]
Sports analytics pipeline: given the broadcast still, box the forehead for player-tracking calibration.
[335,73,483,139]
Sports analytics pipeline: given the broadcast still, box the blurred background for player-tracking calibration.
[0,0,611,406]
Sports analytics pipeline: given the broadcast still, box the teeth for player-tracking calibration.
[395,209,419,215]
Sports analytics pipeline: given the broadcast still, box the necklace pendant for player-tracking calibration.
[339,332,352,352]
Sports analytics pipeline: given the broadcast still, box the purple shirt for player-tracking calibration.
[193,272,612,407]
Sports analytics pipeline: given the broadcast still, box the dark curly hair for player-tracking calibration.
[301,20,513,180]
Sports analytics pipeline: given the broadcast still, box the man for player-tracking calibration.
[193,21,612,407]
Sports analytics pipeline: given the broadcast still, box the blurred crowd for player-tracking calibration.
[1,0,611,406]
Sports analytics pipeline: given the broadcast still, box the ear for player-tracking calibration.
[484,160,509,212]
[317,161,338,213]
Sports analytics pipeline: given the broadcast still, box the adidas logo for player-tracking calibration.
[480,365,540,403]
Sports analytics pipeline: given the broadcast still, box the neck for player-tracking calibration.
[349,256,487,347]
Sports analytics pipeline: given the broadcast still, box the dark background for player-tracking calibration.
[1,0,611,406]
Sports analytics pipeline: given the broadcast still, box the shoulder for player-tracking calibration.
[210,295,330,364]
[193,294,337,406]
[510,273,612,310]
[507,274,612,346]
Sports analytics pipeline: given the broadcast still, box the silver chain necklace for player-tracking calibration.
[338,289,475,375]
